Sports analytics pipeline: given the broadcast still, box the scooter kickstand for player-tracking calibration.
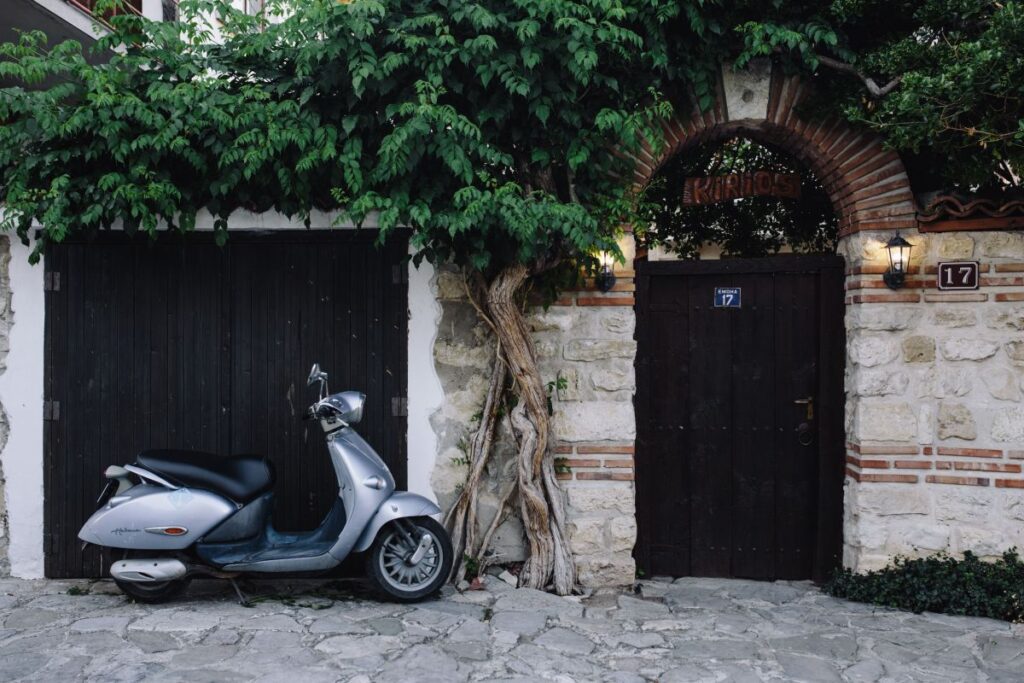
[228,578,251,607]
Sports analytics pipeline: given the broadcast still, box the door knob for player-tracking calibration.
[793,396,814,420]
[795,422,814,446]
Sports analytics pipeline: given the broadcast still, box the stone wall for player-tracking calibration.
[429,262,638,587]
[0,237,11,576]
[842,229,1024,571]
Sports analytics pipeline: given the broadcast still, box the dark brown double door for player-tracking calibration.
[635,255,845,582]
[44,231,409,578]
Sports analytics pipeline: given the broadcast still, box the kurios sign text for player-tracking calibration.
[682,171,801,206]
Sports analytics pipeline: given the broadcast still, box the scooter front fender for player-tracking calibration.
[353,492,442,553]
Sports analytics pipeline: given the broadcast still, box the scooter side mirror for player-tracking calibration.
[307,363,322,387]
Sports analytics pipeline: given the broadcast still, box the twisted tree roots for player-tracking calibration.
[444,264,576,595]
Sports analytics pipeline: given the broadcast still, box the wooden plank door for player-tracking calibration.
[634,254,845,582]
[44,231,408,578]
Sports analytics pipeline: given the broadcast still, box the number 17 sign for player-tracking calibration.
[937,261,980,291]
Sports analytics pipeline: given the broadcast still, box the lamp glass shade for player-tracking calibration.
[886,233,912,274]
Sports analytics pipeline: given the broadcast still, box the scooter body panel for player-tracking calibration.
[354,491,442,553]
[218,427,395,572]
[78,484,235,550]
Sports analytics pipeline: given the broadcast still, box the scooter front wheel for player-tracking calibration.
[366,516,453,602]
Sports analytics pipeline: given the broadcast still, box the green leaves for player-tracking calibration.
[826,550,1024,623]
[0,0,677,270]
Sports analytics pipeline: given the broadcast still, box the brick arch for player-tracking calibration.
[629,64,917,236]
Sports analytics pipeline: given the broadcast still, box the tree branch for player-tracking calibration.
[813,54,902,98]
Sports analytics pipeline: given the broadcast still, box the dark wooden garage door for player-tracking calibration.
[634,254,845,582]
[44,231,409,578]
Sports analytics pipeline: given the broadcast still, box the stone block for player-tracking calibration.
[568,518,607,556]
[1006,497,1024,522]
[555,367,582,402]
[980,232,1024,259]
[932,308,977,328]
[553,401,636,441]
[563,339,637,362]
[590,367,634,393]
[937,234,975,259]
[902,336,935,363]
[567,486,635,514]
[850,336,898,367]
[991,406,1024,442]
[608,516,637,553]
[958,527,1010,557]
[722,59,771,121]
[853,369,909,396]
[917,367,973,398]
[1006,341,1024,362]
[981,366,1020,401]
[937,403,977,441]
[574,555,635,587]
[434,340,492,369]
[600,311,635,336]
[940,338,1000,361]
[900,525,951,551]
[529,308,578,332]
[855,402,917,442]
[985,306,1024,331]
[435,270,467,300]
[846,306,922,332]
[935,489,994,525]
[858,486,930,516]
[918,403,934,445]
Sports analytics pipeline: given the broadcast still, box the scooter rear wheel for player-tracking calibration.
[366,517,453,602]
[113,551,192,604]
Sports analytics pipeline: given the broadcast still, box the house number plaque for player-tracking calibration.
[714,287,741,308]
[937,261,980,291]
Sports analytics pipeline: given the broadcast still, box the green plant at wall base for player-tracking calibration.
[824,550,1024,623]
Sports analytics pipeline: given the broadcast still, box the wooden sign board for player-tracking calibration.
[937,261,980,290]
[683,172,801,206]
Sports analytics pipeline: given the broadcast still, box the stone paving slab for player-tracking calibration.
[0,576,1020,681]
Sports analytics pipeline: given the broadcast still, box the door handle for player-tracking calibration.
[793,396,814,420]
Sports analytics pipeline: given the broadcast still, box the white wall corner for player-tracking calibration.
[721,59,772,123]
[405,257,443,503]
[141,0,164,21]
[0,238,46,578]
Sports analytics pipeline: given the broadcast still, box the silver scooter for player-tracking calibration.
[78,364,453,603]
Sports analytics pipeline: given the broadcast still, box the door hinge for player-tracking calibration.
[391,396,408,417]
[43,400,60,421]
[392,264,408,285]
[44,272,61,291]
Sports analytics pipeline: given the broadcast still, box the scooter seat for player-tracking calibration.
[135,450,275,503]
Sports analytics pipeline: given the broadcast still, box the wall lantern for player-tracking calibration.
[595,251,617,293]
[883,232,913,290]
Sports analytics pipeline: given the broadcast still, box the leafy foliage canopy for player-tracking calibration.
[735,0,1024,191]
[0,0,720,266]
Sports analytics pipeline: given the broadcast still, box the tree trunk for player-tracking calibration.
[443,263,576,595]
[484,264,575,595]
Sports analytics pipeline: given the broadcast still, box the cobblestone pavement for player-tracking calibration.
[0,575,1021,682]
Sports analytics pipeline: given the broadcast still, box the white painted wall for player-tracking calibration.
[405,259,443,503]
[0,238,46,578]
[0,211,439,577]
[29,0,107,38]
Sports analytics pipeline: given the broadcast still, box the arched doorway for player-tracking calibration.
[629,62,916,582]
